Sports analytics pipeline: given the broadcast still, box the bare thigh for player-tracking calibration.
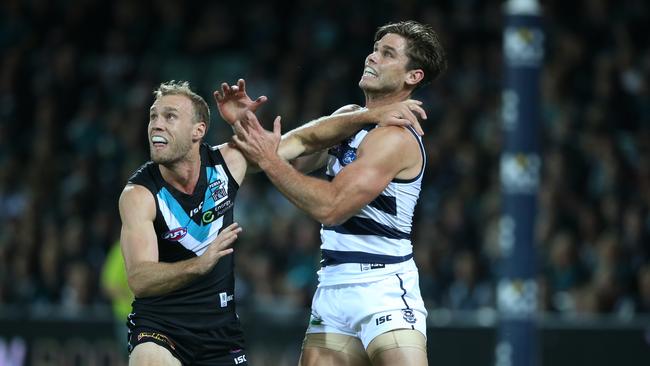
[367,329,428,366]
[300,333,371,366]
[129,342,182,366]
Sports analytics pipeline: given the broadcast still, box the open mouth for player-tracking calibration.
[362,66,378,78]
[151,135,168,147]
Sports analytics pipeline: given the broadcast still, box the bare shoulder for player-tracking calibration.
[119,184,156,220]
[214,143,247,184]
[363,126,419,151]
[358,126,422,178]
[120,184,154,205]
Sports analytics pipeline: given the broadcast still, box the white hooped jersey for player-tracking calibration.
[318,124,425,286]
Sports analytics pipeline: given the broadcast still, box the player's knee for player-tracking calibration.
[366,329,427,363]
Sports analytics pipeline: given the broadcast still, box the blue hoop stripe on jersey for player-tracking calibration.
[323,216,410,239]
[156,167,221,243]
[320,249,413,266]
[326,176,398,215]
[368,194,397,215]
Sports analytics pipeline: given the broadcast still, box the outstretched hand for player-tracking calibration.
[369,99,427,135]
[231,111,282,168]
[213,79,268,125]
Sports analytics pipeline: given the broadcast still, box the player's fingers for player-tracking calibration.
[411,119,424,136]
[233,120,250,138]
[273,116,282,137]
[238,79,246,91]
[216,228,241,246]
[214,248,235,260]
[230,85,239,93]
[245,111,264,132]
[214,90,222,102]
[386,116,407,127]
[232,134,247,149]
[221,228,241,241]
[405,99,423,106]
[221,222,240,233]
[409,104,428,120]
[221,82,230,95]
[253,96,268,106]
[400,107,418,126]
[216,232,240,249]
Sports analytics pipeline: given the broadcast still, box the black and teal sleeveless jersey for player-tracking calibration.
[126,143,240,331]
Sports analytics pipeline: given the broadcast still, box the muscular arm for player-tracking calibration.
[215,79,425,175]
[282,104,361,173]
[276,102,424,161]
[255,127,421,226]
[220,105,364,177]
[119,184,239,298]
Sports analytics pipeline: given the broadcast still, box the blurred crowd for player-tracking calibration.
[0,0,649,321]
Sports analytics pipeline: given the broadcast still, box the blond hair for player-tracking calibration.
[153,81,210,133]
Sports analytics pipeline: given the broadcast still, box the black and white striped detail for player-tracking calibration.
[320,125,425,268]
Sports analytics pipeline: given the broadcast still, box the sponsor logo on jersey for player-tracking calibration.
[189,201,204,217]
[402,308,417,324]
[342,148,357,165]
[309,314,323,326]
[219,292,234,308]
[233,354,247,364]
[375,314,393,326]
[209,179,227,202]
[162,227,187,241]
[360,263,385,271]
[137,332,176,350]
[214,198,234,216]
[202,210,216,224]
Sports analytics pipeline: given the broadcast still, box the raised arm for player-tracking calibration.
[213,79,268,125]
[119,184,241,298]
[233,100,426,164]
[214,79,427,163]
[232,122,422,225]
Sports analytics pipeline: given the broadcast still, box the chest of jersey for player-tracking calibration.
[156,164,235,257]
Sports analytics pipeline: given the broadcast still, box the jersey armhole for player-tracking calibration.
[392,126,426,184]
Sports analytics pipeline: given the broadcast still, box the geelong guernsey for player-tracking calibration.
[126,143,239,330]
[318,125,425,286]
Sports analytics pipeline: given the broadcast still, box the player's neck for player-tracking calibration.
[159,148,202,195]
[364,89,412,108]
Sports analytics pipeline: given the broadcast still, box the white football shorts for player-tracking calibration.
[305,269,427,349]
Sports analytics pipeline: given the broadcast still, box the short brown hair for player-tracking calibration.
[153,81,210,133]
[375,20,447,86]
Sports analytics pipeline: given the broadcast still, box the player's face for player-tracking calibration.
[359,33,412,94]
[148,95,196,165]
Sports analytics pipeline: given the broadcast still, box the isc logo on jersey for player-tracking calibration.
[162,227,187,241]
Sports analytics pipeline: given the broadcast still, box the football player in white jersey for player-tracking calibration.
[228,20,447,366]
